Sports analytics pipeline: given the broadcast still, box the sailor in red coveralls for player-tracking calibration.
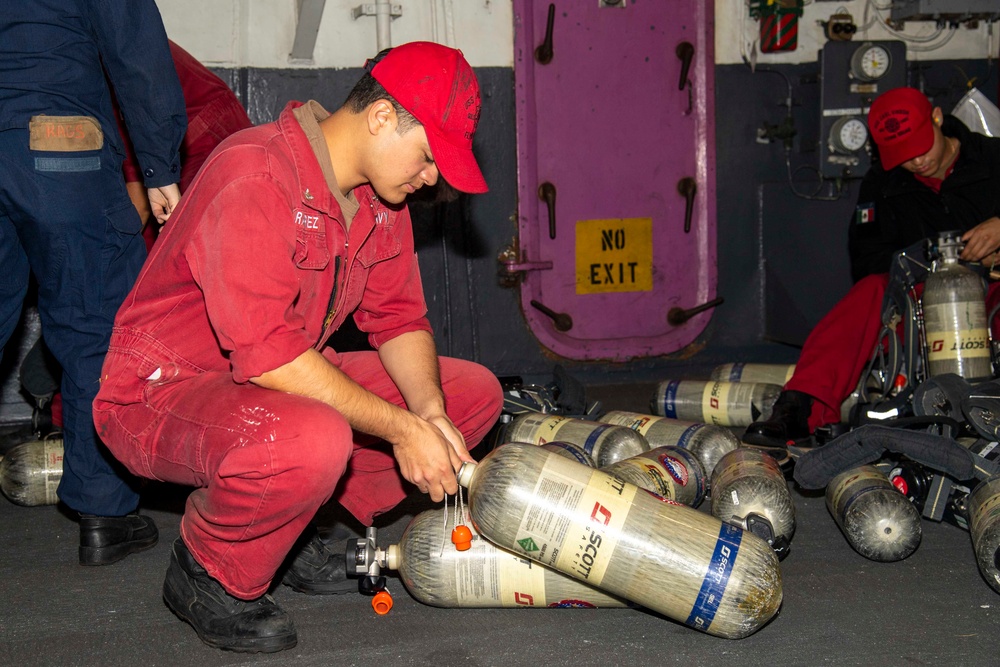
[93,42,503,653]
[744,87,1000,452]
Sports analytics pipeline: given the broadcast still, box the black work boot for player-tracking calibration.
[280,526,356,595]
[742,390,813,452]
[163,537,297,653]
[79,513,158,566]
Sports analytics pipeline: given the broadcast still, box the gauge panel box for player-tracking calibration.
[818,40,907,179]
[889,0,999,25]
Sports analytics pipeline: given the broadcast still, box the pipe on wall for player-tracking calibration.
[376,0,391,50]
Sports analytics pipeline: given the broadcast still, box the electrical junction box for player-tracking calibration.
[890,0,1000,25]
[819,40,907,179]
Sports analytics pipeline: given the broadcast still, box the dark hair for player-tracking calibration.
[344,48,420,134]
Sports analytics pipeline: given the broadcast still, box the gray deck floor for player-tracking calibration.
[2,382,1000,666]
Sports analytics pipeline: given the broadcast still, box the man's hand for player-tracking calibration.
[960,217,1000,262]
[147,183,182,225]
[424,413,473,465]
[392,416,465,502]
[125,181,152,228]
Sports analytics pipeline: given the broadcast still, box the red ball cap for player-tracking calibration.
[867,87,934,171]
[369,41,487,194]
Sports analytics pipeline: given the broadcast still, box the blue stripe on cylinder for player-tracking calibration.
[662,380,679,418]
[685,522,743,632]
[581,423,611,455]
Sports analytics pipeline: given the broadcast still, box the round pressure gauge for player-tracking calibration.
[850,43,891,82]
[830,116,869,154]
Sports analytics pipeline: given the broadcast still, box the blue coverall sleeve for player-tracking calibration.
[89,0,186,188]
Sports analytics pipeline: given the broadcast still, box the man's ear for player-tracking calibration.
[932,107,944,126]
[367,99,396,136]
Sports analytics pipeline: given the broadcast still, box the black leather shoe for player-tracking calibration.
[163,537,297,653]
[79,513,158,566]
[280,526,356,595]
[743,390,813,450]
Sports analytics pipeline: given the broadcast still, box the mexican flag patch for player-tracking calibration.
[855,203,875,224]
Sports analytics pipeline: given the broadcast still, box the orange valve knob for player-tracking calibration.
[371,590,393,615]
[451,524,473,551]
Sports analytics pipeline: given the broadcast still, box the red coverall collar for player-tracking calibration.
[277,100,346,217]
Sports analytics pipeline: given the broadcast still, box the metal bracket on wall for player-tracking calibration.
[291,0,327,63]
[352,3,403,20]
[497,244,553,288]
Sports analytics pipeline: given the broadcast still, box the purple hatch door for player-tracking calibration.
[510,0,717,361]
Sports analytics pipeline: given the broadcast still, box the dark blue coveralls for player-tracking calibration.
[0,0,186,515]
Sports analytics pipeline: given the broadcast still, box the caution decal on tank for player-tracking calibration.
[659,454,689,486]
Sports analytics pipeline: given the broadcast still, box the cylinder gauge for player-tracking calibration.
[829,116,869,154]
[850,43,891,82]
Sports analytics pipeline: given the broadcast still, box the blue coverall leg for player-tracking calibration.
[0,214,30,361]
[0,130,147,515]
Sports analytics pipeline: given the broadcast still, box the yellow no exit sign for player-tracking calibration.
[575,217,653,294]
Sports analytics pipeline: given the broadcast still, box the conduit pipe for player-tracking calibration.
[376,0,391,51]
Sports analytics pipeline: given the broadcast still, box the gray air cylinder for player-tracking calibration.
[541,441,597,468]
[599,410,739,484]
[826,465,922,562]
[384,508,628,608]
[505,412,649,468]
[650,380,781,427]
[710,363,796,386]
[458,443,783,639]
[922,234,992,381]
[0,438,63,506]
[968,475,1000,593]
[601,445,707,507]
[710,448,796,559]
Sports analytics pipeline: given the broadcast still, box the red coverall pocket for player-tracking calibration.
[294,226,330,270]
[97,350,160,408]
[355,226,401,268]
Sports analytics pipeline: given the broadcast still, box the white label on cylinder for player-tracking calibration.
[452,543,548,606]
[701,382,731,425]
[514,460,636,588]
[924,302,990,361]
[44,440,63,505]
[522,414,571,444]
[496,552,550,606]
[602,411,661,436]
[700,382,758,425]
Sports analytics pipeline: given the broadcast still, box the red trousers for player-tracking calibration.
[786,273,1000,431]
[94,341,502,598]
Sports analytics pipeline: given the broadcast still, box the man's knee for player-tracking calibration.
[271,408,354,493]
[440,359,503,444]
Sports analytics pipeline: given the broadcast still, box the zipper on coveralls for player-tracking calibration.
[323,255,341,330]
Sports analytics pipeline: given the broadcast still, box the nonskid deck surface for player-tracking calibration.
[1,382,997,666]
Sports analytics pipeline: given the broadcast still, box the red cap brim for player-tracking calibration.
[879,122,934,171]
[426,129,488,194]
